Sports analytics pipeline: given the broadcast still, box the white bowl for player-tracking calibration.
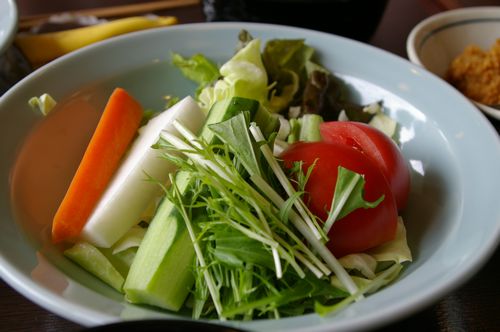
[0,0,17,54]
[1,22,500,332]
[406,6,500,120]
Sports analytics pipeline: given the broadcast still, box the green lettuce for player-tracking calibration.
[171,53,220,96]
[263,39,314,113]
[366,217,413,264]
[198,39,269,114]
[336,219,412,281]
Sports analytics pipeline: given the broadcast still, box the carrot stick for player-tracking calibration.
[52,88,143,243]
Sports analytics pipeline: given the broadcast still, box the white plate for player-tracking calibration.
[1,22,500,332]
[0,0,17,54]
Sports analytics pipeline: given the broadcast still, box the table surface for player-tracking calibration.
[2,0,499,331]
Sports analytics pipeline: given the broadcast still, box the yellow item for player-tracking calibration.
[15,16,178,66]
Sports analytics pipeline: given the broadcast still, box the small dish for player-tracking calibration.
[406,6,500,120]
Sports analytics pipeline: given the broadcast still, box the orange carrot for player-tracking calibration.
[52,87,143,243]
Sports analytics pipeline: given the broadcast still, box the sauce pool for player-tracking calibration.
[10,90,108,241]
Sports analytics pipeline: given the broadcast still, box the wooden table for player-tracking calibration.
[2,0,499,331]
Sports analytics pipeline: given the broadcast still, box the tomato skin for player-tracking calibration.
[320,121,410,210]
[281,141,398,257]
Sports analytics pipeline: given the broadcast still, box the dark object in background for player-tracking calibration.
[83,319,246,332]
[0,46,32,95]
[203,0,388,42]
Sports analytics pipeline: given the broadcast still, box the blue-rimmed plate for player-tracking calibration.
[1,22,500,332]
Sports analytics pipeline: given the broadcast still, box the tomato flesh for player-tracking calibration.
[281,141,398,257]
[320,121,410,210]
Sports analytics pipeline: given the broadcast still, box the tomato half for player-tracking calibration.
[281,141,398,257]
[320,121,410,210]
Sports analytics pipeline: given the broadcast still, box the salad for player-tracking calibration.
[41,30,412,320]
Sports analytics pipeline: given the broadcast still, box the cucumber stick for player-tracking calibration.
[65,242,124,292]
[287,114,323,143]
[124,97,260,311]
[124,171,195,310]
[299,114,323,142]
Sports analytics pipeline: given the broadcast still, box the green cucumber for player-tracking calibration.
[64,242,124,292]
[286,114,323,143]
[100,247,137,279]
[299,114,323,142]
[288,118,301,143]
[123,171,195,310]
[123,97,260,311]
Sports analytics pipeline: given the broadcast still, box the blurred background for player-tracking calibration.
[14,0,500,57]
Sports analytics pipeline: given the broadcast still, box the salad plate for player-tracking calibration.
[1,22,499,332]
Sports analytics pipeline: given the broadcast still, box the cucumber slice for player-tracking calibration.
[124,172,195,310]
[64,242,124,292]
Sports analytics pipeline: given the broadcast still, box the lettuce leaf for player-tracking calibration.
[339,253,377,279]
[112,225,146,255]
[171,52,219,96]
[263,39,314,113]
[198,39,268,114]
[320,263,403,316]
[366,217,412,264]
[336,219,412,281]
[211,226,274,269]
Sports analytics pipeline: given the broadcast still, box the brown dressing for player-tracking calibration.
[10,90,107,240]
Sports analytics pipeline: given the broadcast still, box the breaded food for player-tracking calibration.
[446,39,500,105]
